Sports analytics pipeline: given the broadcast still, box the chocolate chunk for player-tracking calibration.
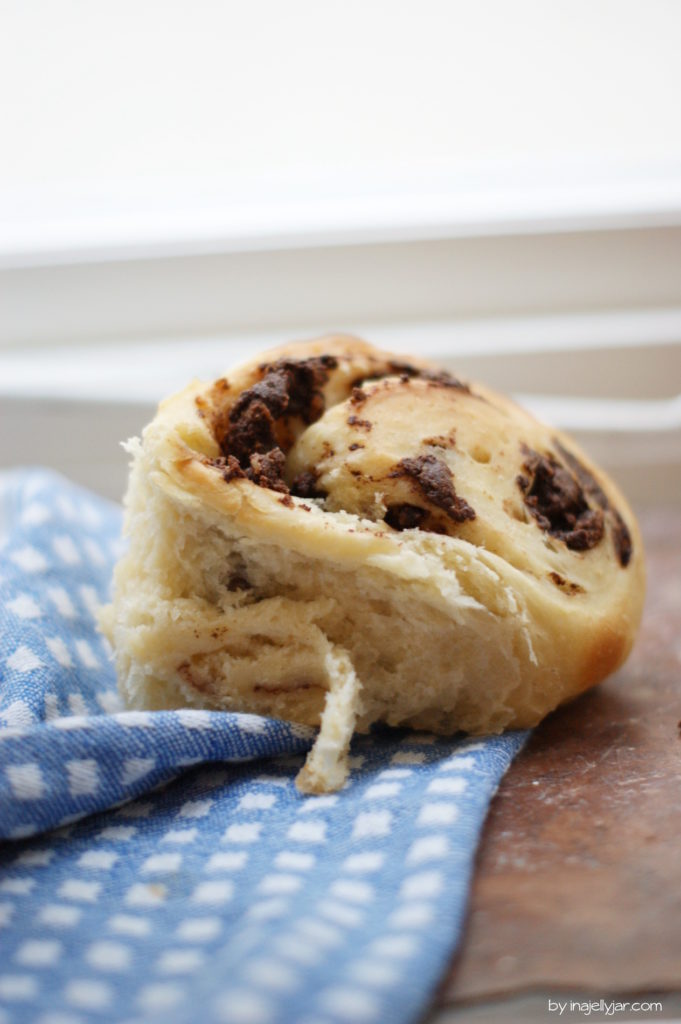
[291,470,327,500]
[224,356,337,468]
[386,362,471,392]
[385,503,429,531]
[610,510,633,568]
[553,440,632,567]
[226,371,288,466]
[389,454,476,523]
[517,446,604,552]
[348,443,364,451]
[248,449,289,493]
[347,415,372,430]
[548,571,585,595]
[220,454,246,482]
[351,362,471,393]
[214,449,290,493]
[232,368,290,421]
[266,355,338,423]
[422,433,456,449]
[216,355,337,493]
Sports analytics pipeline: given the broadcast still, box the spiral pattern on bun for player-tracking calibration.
[101,336,645,792]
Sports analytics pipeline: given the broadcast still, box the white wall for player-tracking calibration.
[2,0,681,262]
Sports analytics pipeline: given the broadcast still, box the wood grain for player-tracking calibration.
[441,508,681,1005]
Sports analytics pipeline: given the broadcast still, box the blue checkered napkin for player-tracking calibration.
[0,469,527,1024]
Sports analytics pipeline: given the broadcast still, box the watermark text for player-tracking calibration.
[548,999,663,1018]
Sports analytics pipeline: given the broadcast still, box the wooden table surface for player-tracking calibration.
[430,508,681,1022]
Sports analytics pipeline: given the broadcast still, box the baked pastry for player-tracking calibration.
[101,336,645,792]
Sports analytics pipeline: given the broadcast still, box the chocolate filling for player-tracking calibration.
[389,454,476,524]
[207,353,630,568]
[554,440,632,567]
[422,433,456,450]
[290,470,327,500]
[610,511,633,568]
[517,446,604,552]
[213,356,338,494]
[548,571,585,595]
[209,353,633,566]
[213,355,472,511]
[222,356,338,468]
[347,415,372,430]
[213,451,290,494]
[247,449,289,492]
[225,369,289,466]
[384,503,429,531]
[353,361,471,393]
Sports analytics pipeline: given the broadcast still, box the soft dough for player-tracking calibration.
[100,336,645,792]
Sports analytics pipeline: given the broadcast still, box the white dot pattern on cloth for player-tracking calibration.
[0,469,528,1024]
